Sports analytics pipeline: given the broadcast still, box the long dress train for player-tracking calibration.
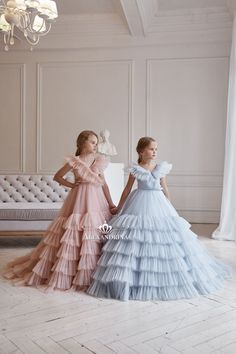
[3,155,111,291]
[88,162,231,301]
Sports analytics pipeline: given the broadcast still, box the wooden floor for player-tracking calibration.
[0,225,236,354]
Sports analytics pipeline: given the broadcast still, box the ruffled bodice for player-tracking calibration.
[129,161,172,190]
[66,154,109,186]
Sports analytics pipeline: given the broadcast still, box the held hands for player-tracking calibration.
[110,205,120,215]
[110,207,118,215]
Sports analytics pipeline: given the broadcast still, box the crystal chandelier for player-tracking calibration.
[0,0,58,51]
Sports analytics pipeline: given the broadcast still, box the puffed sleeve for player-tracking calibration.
[65,155,80,169]
[152,161,172,179]
[128,164,151,181]
[92,154,109,174]
[65,155,104,185]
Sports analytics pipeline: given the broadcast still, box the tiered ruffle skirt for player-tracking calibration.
[88,212,231,301]
[4,209,111,290]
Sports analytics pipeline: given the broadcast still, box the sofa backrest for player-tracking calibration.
[0,175,70,203]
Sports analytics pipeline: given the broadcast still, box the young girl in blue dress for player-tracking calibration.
[87,137,231,301]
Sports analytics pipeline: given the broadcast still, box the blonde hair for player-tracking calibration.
[75,130,98,156]
[136,137,156,163]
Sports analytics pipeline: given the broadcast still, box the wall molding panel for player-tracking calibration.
[0,63,25,173]
[36,60,134,174]
[0,35,230,222]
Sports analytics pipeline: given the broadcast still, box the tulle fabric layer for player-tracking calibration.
[3,182,111,291]
[87,166,231,301]
[88,205,231,301]
[4,156,111,290]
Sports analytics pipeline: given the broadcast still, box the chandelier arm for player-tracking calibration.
[25,35,40,46]
[3,31,7,44]
[28,18,46,33]
[19,16,27,31]
[22,14,51,35]
[19,12,31,31]
[37,22,51,36]
[3,30,10,50]
[10,22,14,37]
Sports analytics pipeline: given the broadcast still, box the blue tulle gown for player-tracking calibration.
[87,162,231,301]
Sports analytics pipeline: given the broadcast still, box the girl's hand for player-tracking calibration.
[72,183,79,188]
[71,179,82,188]
[110,207,119,215]
[109,203,116,210]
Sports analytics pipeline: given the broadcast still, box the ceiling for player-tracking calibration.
[157,0,228,11]
[53,0,234,37]
[56,0,230,15]
[56,0,119,15]
[0,0,234,50]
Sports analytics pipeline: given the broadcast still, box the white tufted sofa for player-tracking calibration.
[0,175,70,232]
[0,163,124,233]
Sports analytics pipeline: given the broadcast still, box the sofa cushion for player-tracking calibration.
[0,175,70,203]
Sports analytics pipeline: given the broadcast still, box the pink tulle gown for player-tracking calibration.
[3,155,112,291]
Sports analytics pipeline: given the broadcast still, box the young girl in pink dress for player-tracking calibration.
[4,130,115,291]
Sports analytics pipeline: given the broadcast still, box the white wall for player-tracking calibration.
[0,38,230,222]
